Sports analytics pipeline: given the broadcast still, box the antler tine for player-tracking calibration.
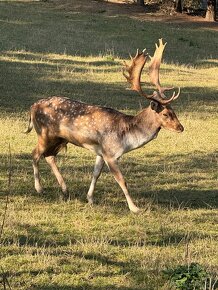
[135,49,139,58]
[172,87,180,101]
[149,87,181,105]
[144,90,172,104]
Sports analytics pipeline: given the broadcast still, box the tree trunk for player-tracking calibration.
[205,0,216,21]
[137,0,145,6]
[175,0,183,13]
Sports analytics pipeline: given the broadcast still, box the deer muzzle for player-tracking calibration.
[176,123,184,133]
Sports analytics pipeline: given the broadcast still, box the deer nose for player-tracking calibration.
[177,124,184,132]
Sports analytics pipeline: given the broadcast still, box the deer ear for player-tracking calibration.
[150,101,159,112]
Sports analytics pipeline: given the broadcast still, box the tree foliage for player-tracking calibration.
[183,0,201,9]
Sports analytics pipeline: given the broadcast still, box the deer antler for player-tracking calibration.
[123,49,149,93]
[123,39,180,105]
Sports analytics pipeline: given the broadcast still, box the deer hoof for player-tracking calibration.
[35,185,43,194]
[87,196,94,205]
[130,206,141,214]
[62,191,70,202]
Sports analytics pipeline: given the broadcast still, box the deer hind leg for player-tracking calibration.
[33,136,68,196]
[87,155,104,205]
[32,143,45,194]
[43,138,68,200]
[104,157,140,213]
[45,155,69,200]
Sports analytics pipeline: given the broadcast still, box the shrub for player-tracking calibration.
[163,263,209,290]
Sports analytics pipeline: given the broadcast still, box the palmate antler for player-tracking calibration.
[123,48,149,93]
[123,38,180,105]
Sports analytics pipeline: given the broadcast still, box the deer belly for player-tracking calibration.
[59,124,101,153]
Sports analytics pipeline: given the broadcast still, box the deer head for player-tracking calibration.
[123,38,183,133]
[150,101,184,133]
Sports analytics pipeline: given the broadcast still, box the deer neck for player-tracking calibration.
[135,107,161,135]
[122,107,161,152]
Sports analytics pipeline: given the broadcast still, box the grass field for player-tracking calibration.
[0,0,218,289]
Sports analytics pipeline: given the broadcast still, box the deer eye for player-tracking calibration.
[163,113,168,117]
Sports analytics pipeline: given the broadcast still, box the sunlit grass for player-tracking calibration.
[0,0,217,289]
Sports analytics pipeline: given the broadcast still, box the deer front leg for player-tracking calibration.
[104,158,140,213]
[87,155,104,205]
[45,156,69,200]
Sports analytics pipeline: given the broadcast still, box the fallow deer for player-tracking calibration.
[25,39,184,213]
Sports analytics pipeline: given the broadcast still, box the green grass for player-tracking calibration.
[0,0,218,289]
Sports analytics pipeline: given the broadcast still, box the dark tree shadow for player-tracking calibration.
[0,54,217,117]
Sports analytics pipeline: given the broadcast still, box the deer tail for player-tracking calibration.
[24,113,33,134]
